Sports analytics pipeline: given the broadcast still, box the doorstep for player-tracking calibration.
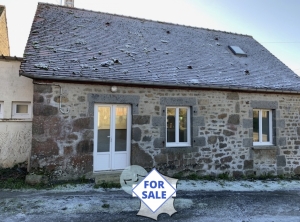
[93,170,122,184]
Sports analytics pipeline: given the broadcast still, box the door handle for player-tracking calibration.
[107,136,110,138]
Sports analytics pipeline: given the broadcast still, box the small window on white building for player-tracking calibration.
[0,101,3,118]
[166,107,191,147]
[253,109,272,145]
[12,102,31,119]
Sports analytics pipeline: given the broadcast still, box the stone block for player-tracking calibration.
[76,140,93,154]
[294,166,300,175]
[276,119,285,128]
[153,138,165,148]
[25,174,48,185]
[160,97,196,106]
[226,92,239,100]
[132,127,141,141]
[218,113,227,119]
[33,104,58,116]
[193,116,205,127]
[32,116,44,135]
[278,137,286,146]
[193,137,206,146]
[220,156,232,164]
[243,119,252,128]
[77,96,86,102]
[277,155,286,167]
[33,94,44,103]
[219,143,227,148]
[70,154,93,172]
[34,84,52,93]
[152,116,165,126]
[235,102,240,113]
[142,136,152,142]
[223,129,235,136]
[132,115,150,125]
[154,153,167,164]
[250,101,278,109]
[208,136,217,144]
[243,138,252,147]
[131,143,153,167]
[244,160,253,170]
[73,117,93,131]
[32,138,59,156]
[227,114,240,125]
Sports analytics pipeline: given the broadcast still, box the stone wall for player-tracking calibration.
[30,81,300,179]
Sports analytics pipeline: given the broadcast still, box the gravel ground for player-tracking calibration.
[1,180,300,221]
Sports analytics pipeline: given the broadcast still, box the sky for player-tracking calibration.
[1,0,299,75]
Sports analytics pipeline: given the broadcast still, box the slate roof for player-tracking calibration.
[20,3,300,93]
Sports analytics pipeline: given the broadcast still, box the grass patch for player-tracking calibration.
[94,181,121,189]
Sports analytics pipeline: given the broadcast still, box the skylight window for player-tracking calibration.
[228,46,247,57]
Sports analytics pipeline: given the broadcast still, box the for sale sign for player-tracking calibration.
[132,168,176,213]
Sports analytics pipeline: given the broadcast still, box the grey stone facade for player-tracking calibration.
[30,82,300,180]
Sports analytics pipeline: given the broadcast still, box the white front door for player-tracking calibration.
[93,104,131,171]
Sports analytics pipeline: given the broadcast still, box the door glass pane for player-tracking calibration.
[167,108,176,142]
[253,110,259,142]
[262,110,270,142]
[115,106,127,152]
[179,108,188,142]
[97,106,111,152]
[16,105,28,113]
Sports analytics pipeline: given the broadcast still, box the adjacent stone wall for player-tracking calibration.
[0,122,31,168]
[30,81,300,179]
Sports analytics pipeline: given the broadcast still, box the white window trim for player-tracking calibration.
[166,106,191,147]
[12,102,32,119]
[253,109,273,146]
[0,101,3,118]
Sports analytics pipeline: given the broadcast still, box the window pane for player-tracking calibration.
[167,108,176,142]
[97,107,111,152]
[115,107,127,152]
[16,105,28,113]
[253,110,259,142]
[262,110,270,142]
[179,108,188,142]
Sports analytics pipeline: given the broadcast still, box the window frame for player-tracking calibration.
[253,109,273,146]
[12,102,31,119]
[0,101,3,118]
[166,106,191,147]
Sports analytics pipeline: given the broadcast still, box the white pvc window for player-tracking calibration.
[166,107,191,147]
[12,102,31,119]
[0,101,3,118]
[253,109,272,145]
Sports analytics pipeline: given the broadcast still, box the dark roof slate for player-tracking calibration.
[20,3,300,92]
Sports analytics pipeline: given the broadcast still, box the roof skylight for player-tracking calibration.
[228,46,247,57]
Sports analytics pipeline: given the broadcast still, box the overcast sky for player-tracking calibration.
[1,0,299,75]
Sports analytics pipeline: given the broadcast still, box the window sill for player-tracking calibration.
[0,118,33,122]
[251,145,278,150]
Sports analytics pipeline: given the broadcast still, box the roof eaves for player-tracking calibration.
[19,71,300,95]
[0,55,23,61]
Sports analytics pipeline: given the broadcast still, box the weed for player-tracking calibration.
[186,173,199,180]
[172,172,184,180]
[218,172,230,180]
[95,181,121,189]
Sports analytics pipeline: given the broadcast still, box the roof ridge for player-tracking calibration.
[37,2,253,38]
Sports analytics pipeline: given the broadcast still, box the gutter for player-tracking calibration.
[21,72,300,95]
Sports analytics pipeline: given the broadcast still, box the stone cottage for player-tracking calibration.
[20,3,300,180]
